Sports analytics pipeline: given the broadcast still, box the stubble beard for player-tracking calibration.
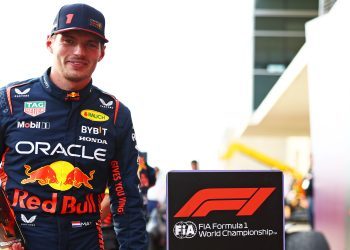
[64,70,90,83]
[62,64,96,84]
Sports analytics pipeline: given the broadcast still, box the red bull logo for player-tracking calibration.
[64,167,95,189]
[66,92,79,98]
[21,165,58,185]
[21,161,94,191]
[65,92,80,101]
[11,189,102,214]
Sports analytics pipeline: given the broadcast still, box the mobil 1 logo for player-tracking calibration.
[17,121,50,129]
[167,171,284,250]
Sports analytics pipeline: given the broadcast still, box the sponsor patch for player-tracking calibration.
[72,221,81,228]
[81,125,107,136]
[90,19,103,30]
[99,98,114,109]
[14,88,30,97]
[17,121,50,129]
[79,136,108,145]
[12,189,101,214]
[24,101,46,117]
[71,221,92,228]
[15,141,107,162]
[65,92,80,101]
[81,109,109,122]
[20,214,36,227]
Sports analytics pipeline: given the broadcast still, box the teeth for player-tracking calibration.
[71,62,85,65]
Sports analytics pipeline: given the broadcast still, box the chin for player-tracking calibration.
[66,70,90,79]
[65,74,88,83]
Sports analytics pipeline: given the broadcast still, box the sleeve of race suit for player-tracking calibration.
[107,102,147,250]
[0,86,8,158]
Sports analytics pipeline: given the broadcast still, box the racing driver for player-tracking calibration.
[0,3,147,250]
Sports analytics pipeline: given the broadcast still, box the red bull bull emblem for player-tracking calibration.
[21,165,58,185]
[64,167,95,189]
[21,161,94,191]
[65,91,80,101]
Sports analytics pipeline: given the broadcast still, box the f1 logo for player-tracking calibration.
[174,187,275,217]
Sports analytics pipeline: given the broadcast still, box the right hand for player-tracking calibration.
[10,243,24,250]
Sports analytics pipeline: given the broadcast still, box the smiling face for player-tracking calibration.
[47,30,105,90]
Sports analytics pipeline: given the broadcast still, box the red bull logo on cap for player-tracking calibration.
[21,161,94,191]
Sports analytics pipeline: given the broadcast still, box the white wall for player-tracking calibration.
[306,0,350,248]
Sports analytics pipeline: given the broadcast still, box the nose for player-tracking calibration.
[73,43,86,56]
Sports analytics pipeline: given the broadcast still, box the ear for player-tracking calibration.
[46,35,54,53]
[98,45,106,62]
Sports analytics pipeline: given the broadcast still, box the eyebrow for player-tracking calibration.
[60,34,75,40]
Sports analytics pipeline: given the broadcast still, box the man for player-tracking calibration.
[191,160,199,170]
[0,3,147,250]
[137,155,156,217]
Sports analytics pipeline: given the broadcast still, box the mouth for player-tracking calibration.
[66,59,89,67]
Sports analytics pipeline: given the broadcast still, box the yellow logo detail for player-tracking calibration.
[21,161,95,191]
[49,161,75,191]
[81,109,109,122]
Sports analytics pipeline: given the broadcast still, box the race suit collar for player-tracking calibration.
[40,68,93,102]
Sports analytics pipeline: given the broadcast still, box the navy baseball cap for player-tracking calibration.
[51,3,108,43]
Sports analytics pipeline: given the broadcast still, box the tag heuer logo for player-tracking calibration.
[24,101,46,117]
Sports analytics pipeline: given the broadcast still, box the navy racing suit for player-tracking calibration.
[0,68,147,250]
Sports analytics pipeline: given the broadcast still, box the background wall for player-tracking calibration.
[306,1,350,249]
